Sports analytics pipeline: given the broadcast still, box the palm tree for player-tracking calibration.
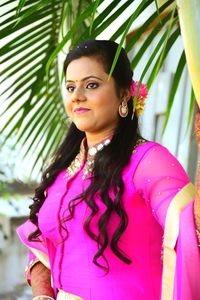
[0,0,199,176]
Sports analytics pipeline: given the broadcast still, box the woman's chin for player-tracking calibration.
[74,122,93,133]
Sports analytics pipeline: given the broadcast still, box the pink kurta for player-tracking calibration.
[17,141,200,299]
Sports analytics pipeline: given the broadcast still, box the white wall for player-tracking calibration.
[0,216,28,293]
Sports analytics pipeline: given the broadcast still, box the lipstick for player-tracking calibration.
[74,107,90,114]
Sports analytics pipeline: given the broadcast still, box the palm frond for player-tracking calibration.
[109,0,154,79]
[1,0,199,179]
[162,51,186,133]
[185,88,195,134]
[176,0,200,106]
[1,0,65,175]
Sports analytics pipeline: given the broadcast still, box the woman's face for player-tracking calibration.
[64,56,121,138]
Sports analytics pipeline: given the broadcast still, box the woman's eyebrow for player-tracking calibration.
[66,76,103,83]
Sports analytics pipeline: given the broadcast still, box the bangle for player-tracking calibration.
[33,296,55,300]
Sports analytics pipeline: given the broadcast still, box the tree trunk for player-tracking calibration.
[176,0,200,106]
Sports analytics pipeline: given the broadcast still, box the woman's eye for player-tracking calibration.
[66,86,75,92]
[87,82,99,89]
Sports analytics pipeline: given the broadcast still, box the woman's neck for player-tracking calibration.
[85,129,114,148]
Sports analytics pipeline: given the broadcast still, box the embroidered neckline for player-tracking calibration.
[132,138,147,153]
[66,137,111,179]
[83,138,111,179]
[66,138,147,180]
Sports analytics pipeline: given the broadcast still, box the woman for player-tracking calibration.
[17,40,200,300]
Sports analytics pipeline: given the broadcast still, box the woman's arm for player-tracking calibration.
[133,142,200,299]
[16,221,55,299]
[30,262,55,298]
[133,143,190,228]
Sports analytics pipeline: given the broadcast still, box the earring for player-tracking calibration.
[119,100,128,118]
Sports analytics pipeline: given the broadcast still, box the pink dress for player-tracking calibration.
[17,140,200,300]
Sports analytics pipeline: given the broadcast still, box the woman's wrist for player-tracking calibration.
[32,296,55,300]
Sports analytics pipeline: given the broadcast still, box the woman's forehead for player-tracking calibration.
[66,56,108,81]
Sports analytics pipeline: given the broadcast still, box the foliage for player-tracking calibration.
[0,0,199,176]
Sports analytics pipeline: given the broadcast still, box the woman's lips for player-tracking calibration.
[74,107,91,114]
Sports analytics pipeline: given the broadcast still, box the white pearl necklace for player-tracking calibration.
[88,138,111,156]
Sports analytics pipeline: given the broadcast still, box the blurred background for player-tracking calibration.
[0,0,199,298]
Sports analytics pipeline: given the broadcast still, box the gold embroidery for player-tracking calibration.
[25,257,40,286]
[161,182,195,300]
[28,247,50,270]
[57,289,83,300]
[82,157,94,179]
[25,247,51,287]
[132,138,147,153]
[66,139,111,180]
[65,138,147,180]
[82,138,111,179]
[66,151,84,177]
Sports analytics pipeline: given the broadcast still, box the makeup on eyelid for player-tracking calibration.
[64,56,120,140]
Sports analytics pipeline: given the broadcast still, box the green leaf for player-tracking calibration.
[14,0,54,26]
[0,27,51,60]
[45,1,97,80]
[125,0,175,53]
[137,17,178,85]
[147,7,177,87]
[0,0,18,8]
[1,30,51,67]
[79,0,122,41]
[1,37,51,76]
[89,0,101,36]
[91,0,135,39]
[0,8,53,39]
[60,1,71,39]
[15,92,59,145]
[16,0,28,15]
[154,0,162,23]
[0,20,51,54]
[22,104,59,158]
[30,118,64,173]
[1,63,45,98]
[185,88,195,134]
[162,51,186,133]
[1,0,194,178]
[130,12,172,70]
[109,0,154,79]
[147,26,180,88]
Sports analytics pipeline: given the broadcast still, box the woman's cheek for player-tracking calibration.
[64,97,71,115]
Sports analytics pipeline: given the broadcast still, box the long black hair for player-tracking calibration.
[29,39,141,271]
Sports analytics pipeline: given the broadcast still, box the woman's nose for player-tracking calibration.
[71,87,86,102]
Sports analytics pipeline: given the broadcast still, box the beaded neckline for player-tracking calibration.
[66,138,147,180]
[66,137,111,179]
[132,138,147,153]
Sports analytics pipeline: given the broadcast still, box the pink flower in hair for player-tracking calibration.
[130,80,148,117]
[130,80,148,100]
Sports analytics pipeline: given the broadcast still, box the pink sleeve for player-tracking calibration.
[133,143,190,228]
[25,250,39,285]
[17,220,49,286]
[134,143,200,299]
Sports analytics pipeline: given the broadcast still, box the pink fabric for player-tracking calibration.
[17,141,200,299]
[17,219,49,284]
